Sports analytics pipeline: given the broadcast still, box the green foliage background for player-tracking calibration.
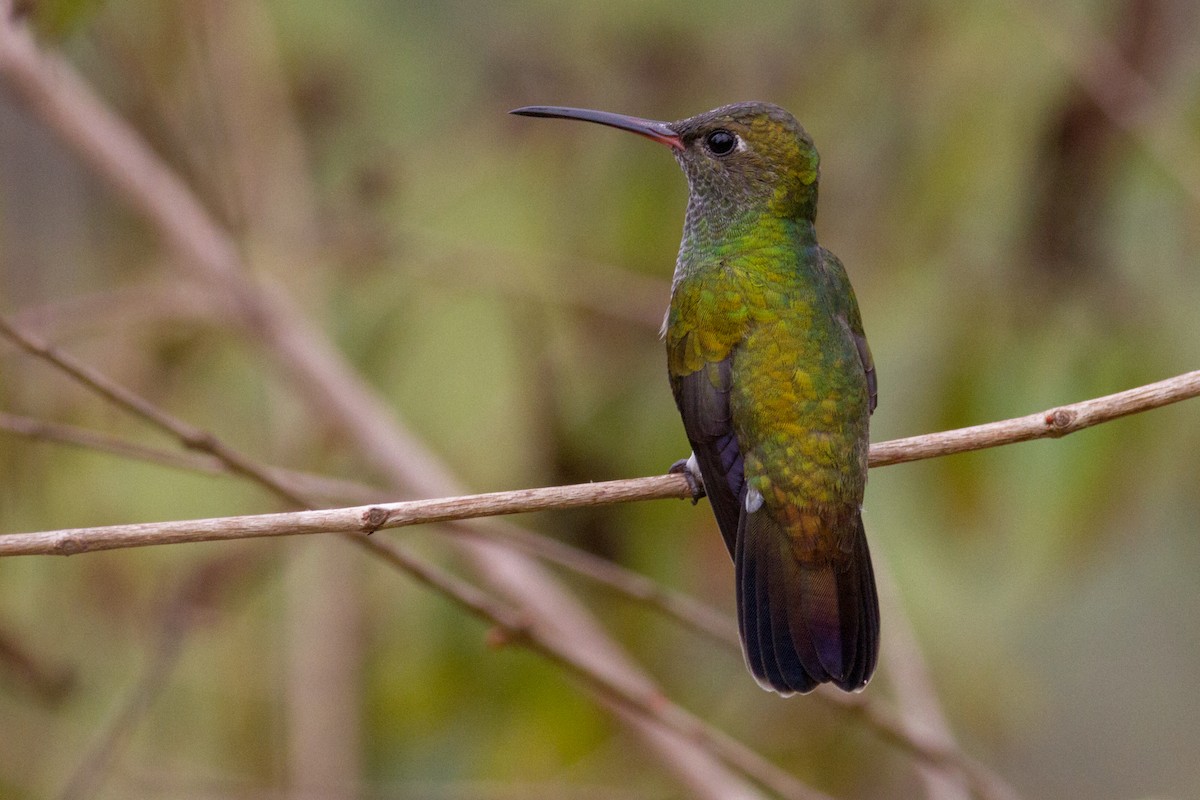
[1,1,1199,798]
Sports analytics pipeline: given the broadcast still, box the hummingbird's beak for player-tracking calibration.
[510,105,684,151]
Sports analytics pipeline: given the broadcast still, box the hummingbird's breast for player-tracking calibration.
[667,229,870,510]
[731,304,869,509]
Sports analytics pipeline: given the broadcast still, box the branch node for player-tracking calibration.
[1044,407,1076,435]
[359,506,391,534]
[53,534,85,556]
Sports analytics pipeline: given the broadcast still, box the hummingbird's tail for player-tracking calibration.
[736,506,879,694]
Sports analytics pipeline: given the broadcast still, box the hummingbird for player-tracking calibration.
[511,102,879,694]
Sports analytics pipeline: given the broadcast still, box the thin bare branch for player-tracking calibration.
[867,369,1200,466]
[4,368,1195,558]
[0,476,686,556]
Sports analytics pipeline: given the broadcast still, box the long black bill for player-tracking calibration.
[510,105,683,150]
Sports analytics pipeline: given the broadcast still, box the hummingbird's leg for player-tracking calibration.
[668,452,706,504]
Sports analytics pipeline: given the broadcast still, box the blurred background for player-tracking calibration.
[1,1,1199,798]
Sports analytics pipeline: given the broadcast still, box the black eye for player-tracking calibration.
[705,129,737,156]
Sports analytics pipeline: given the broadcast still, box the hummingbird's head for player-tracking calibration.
[510,101,820,224]
[669,102,820,224]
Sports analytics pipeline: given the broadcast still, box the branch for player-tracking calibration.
[2,369,1196,558]
[869,369,1200,465]
[0,477,684,556]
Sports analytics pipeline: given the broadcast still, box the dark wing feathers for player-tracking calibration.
[821,247,877,415]
[852,331,878,415]
[670,357,742,556]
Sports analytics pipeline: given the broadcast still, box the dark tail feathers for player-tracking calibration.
[736,508,879,694]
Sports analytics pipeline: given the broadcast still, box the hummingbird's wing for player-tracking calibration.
[669,357,743,557]
[821,249,877,414]
[853,331,877,415]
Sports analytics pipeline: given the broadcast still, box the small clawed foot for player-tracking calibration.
[669,454,706,504]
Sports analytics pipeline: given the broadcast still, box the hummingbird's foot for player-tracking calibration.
[669,453,706,504]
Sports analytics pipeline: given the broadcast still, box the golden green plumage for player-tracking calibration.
[667,219,868,504]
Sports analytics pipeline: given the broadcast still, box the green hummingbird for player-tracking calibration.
[511,102,879,694]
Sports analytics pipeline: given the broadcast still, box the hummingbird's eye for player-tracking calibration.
[705,129,738,156]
